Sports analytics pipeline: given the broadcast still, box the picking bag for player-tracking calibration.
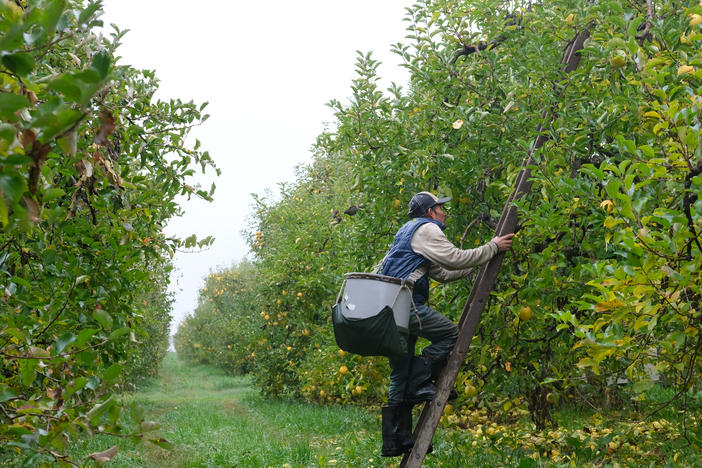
[332,304,408,357]
[331,273,414,357]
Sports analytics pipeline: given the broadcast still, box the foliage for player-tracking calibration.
[178,0,700,452]
[174,261,258,375]
[0,0,216,464]
[120,261,173,387]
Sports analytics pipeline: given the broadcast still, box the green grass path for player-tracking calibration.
[71,353,392,468]
[68,353,700,468]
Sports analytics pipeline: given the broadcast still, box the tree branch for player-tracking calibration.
[33,278,76,341]
[636,0,654,43]
[451,14,521,64]
[683,163,702,257]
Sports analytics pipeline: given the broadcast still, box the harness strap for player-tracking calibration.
[396,279,421,331]
[335,278,347,305]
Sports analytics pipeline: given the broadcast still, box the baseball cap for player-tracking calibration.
[408,191,451,218]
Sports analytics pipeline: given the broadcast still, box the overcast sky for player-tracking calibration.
[101,1,412,335]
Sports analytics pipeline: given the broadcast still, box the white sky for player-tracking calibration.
[101,1,412,335]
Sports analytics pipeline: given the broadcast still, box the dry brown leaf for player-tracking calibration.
[21,129,36,148]
[23,196,39,222]
[88,444,119,462]
[95,109,116,146]
[93,151,123,187]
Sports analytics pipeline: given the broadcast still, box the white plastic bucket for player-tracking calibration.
[339,273,412,331]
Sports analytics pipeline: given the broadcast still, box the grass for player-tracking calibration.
[66,353,391,467]
[8,352,696,467]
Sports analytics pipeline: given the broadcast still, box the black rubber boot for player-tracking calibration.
[404,356,436,404]
[405,355,458,404]
[429,356,458,401]
[381,406,410,457]
[385,404,435,456]
[397,404,414,453]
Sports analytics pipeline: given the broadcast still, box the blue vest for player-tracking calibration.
[381,218,443,305]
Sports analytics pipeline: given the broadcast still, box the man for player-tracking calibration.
[378,191,514,457]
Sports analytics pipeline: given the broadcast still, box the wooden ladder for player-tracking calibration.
[399,28,590,468]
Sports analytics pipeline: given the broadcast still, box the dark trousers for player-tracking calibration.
[387,304,458,405]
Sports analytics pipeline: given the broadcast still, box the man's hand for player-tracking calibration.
[492,233,515,252]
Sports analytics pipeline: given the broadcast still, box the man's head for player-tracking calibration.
[408,191,451,221]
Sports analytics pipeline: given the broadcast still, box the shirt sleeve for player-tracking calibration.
[426,263,474,283]
[410,222,498,280]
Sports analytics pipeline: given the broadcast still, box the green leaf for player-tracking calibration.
[74,328,99,347]
[74,68,101,84]
[130,402,145,422]
[57,129,77,157]
[0,172,27,203]
[626,17,645,39]
[10,276,30,289]
[62,377,88,400]
[6,425,32,436]
[0,93,30,120]
[632,380,654,393]
[0,23,25,52]
[43,188,66,203]
[93,308,113,330]
[2,327,26,344]
[32,105,83,141]
[103,363,122,385]
[149,438,175,450]
[41,0,67,40]
[91,51,111,79]
[109,327,131,339]
[0,195,7,227]
[19,359,37,386]
[54,332,76,354]
[0,123,16,151]
[50,75,82,103]
[638,145,654,158]
[86,395,116,424]
[1,53,36,76]
[140,420,160,432]
[0,385,20,403]
[0,154,31,165]
[78,2,102,25]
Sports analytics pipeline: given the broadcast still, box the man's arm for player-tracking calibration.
[412,223,514,282]
[425,263,474,283]
[411,223,498,270]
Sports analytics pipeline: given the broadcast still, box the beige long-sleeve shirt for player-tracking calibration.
[408,222,498,283]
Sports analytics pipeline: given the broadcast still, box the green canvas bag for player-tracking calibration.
[331,303,408,357]
[330,273,414,357]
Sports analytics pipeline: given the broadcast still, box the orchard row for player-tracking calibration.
[0,1,216,464]
[177,0,701,449]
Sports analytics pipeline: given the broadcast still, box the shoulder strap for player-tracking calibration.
[372,251,389,274]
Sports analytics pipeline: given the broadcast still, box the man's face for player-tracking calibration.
[428,204,447,224]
